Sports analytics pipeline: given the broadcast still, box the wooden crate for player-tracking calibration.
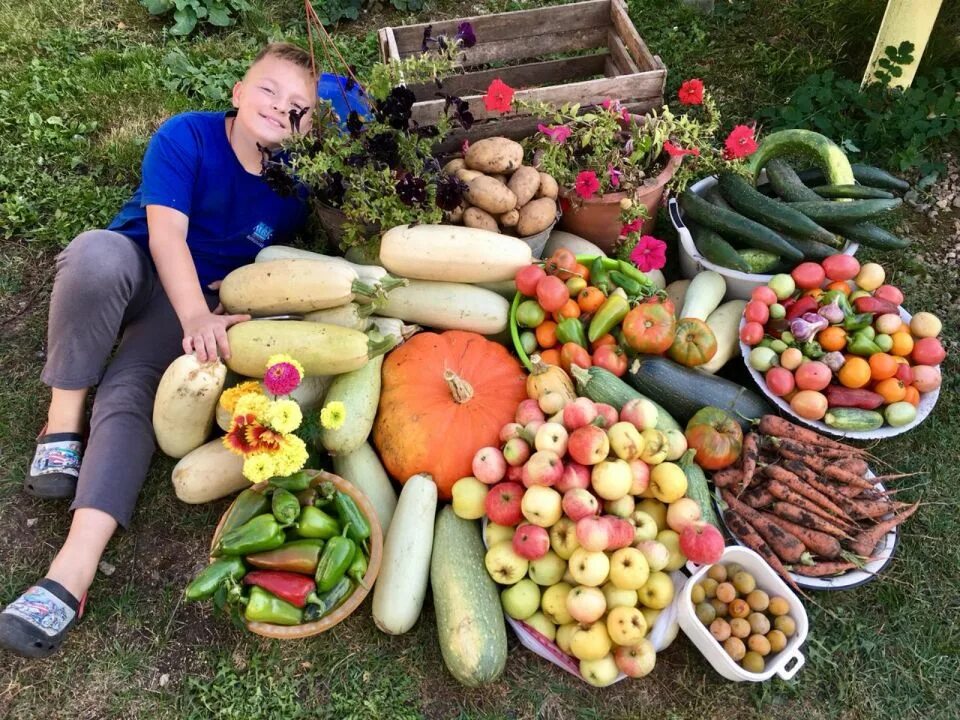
[378,0,666,151]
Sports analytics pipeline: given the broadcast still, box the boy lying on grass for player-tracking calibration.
[0,43,317,658]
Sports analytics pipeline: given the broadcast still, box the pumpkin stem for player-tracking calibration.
[443,369,474,403]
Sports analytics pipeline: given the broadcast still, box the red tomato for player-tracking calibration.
[873,285,904,305]
[536,275,570,313]
[593,345,628,377]
[560,342,592,374]
[744,300,770,325]
[912,337,946,365]
[791,262,826,290]
[765,366,796,397]
[821,255,860,282]
[684,407,743,470]
[794,361,832,391]
[621,300,677,355]
[739,321,764,346]
[546,249,577,279]
[591,333,617,351]
[751,286,778,306]
[515,265,546,297]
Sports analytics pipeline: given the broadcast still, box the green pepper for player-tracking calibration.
[347,545,369,587]
[211,488,270,550]
[313,482,337,509]
[334,491,371,545]
[294,506,340,539]
[556,317,588,348]
[315,528,356,592]
[243,586,303,625]
[609,270,643,297]
[184,557,246,601]
[588,288,630,342]
[843,312,874,332]
[271,489,301,526]
[616,261,655,296]
[848,331,883,356]
[296,488,317,507]
[246,539,325,575]
[302,576,354,622]
[216,514,287,556]
[590,256,611,294]
[268,470,314,492]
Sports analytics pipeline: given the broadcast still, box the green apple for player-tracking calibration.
[523,611,556,642]
[602,582,638,610]
[528,550,567,586]
[452,476,489,520]
[656,529,687,571]
[540,582,573,625]
[637,570,675,610]
[500,578,541,620]
[485,522,515,547]
[580,654,620,687]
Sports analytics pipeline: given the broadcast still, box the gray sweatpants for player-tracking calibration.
[41,230,216,527]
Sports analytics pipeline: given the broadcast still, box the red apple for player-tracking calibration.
[484,481,524,526]
[614,641,656,678]
[575,515,610,552]
[562,397,598,431]
[620,397,659,431]
[503,437,532,467]
[568,425,610,466]
[628,459,650,495]
[562,488,600,521]
[499,422,526,443]
[594,403,619,429]
[679,522,725,564]
[516,399,545,426]
[512,523,551,560]
[522,450,564,488]
[602,515,635,549]
[472,446,506,484]
[556,461,591,493]
[506,465,524,483]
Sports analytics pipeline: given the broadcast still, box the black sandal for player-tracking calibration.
[0,578,86,658]
[25,429,84,499]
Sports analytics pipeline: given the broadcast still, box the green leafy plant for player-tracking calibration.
[140,0,252,36]
[316,0,365,26]
[162,49,249,101]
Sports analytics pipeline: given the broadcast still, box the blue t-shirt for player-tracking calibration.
[109,111,308,289]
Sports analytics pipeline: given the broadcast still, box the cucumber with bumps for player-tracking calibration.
[747,129,855,186]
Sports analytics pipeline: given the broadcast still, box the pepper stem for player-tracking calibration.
[444,370,474,404]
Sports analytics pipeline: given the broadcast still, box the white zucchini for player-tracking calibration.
[665,279,691,311]
[255,245,390,284]
[376,280,510,335]
[697,300,748,375]
[379,224,532,283]
[542,230,606,258]
[475,279,517,300]
[320,355,384,455]
[679,271,726,321]
[646,268,667,291]
[171,439,246,504]
[152,355,226,458]
[303,303,371,331]
[372,473,438,634]
[332,442,398,535]
[367,317,421,345]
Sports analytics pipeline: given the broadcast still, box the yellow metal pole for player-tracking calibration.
[862,0,943,89]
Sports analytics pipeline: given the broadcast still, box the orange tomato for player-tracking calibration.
[903,385,921,406]
[803,288,824,300]
[890,331,914,357]
[825,281,851,296]
[553,299,581,322]
[869,352,898,381]
[540,348,561,366]
[577,286,606,314]
[818,326,847,352]
[591,333,617,351]
[572,263,590,283]
[874,377,907,404]
[535,321,558,349]
[838,357,871,388]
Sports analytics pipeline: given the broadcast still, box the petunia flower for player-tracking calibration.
[435,174,468,211]
[483,79,515,113]
[724,125,758,159]
[620,219,642,237]
[396,173,428,206]
[663,141,701,158]
[537,123,572,144]
[320,401,347,430]
[678,79,705,105]
[607,164,622,188]
[630,235,668,272]
[574,170,601,200]
[455,21,476,48]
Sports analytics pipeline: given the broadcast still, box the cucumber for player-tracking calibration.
[569,365,681,432]
[679,449,721,531]
[789,198,902,223]
[764,159,824,202]
[812,184,895,200]
[823,407,884,431]
[828,221,911,250]
[704,185,735,212]
[738,249,782,274]
[626,356,772,431]
[784,235,842,261]
[784,164,909,193]
[747,129,855,186]
[718,172,839,246]
[691,223,750,272]
[679,190,803,262]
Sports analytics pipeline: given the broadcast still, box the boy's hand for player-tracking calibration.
[182,310,250,362]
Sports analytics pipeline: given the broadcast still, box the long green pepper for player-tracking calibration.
[303,576,354,622]
[588,288,630,342]
[216,514,287,556]
[347,545,369,587]
[211,488,270,549]
[294,506,341,539]
[590,256,611,294]
[333,491,371,545]
[184,557,246,601]
[268,470,314,492]
[243,586,303,625]
[315,525,356,592]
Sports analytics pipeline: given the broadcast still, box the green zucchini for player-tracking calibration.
[828,221,910,250]
[679,449,721,531]
[625,356,772,431]
[823,407,884,431]
[320,352,384,455]
[789,198,902,223]
[569,365,681,432]
[812,184,895,200]
[747,129,855,186]
[718,172,839,246]
[738,249,783,274]
[691,223,750,272]
[679,190,803,262]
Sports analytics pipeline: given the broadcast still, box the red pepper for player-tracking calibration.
[243,570,320,608]
[853,295,899,316]
[785,295,818,321]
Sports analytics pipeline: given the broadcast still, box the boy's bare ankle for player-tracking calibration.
[45,388,88,435]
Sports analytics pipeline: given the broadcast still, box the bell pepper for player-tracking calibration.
[588,288,630,343]
[854,295,899,316]
[334,491,371,545]
[243,570,328,608]
[843,312,874,332]
[347,545,369,587]
[313,481,337,509]
[785,295,818,321]
[246,539,325,575]
[315,527,356,592]
[556,317,588,348]
[609,270,644,298]
[211,488,270,550]
[216,514,287,556]
[590,256,611,294]
[848,331,883,356]
[184,557,246,601]
[294,506,340,539]
[271,489,301,526]
[303,576,355,622]
[243,585,303,626]
[268,470,314,492]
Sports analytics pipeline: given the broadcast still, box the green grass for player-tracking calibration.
[1,1,960,718]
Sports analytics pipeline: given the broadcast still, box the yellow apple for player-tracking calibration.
[500,578,541,620]
[637,570,675,610]
[606,605,647,646]
[484,541,529,585]
[608,547,650,590]
[656,529,687,571]
[523,611,556,642]
[528,550,567,586]
[565,585,607,624]
[614,639,656,678]
[580,654,620,687]
[606,422,644,461]
[570,620,612,661]
[649,462,687,503]
[568,547,610,587]
[484,521,515,547]
[549,517,580,559]
[452,476,489,520]
[640,607,662,630]
[636,499,668,532]
[665,497,702,532]
[602,582,638,610]
[556,622,579,655]
[540,582,574,625]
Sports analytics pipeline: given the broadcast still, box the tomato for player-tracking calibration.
[911,365,941,392]
[621,300,677,355]
[560,342,592,374]
[794,361,832,391]
[535,321,558,349]
[873,285,904,305]
[536,275,570,313]
[546,249,577,279]
[593,344,628,377]
[791,262,826,290]
[591,333,617,351]
[912,337,946,365]
[765,367,796,397]
[744,300,770,325]
[553,299,581,322]
[751,286,778,305]
[515,265,546,297]
[519,331,538,356]
[684,407,743,471]
[821,255,860,282]
[577,286,607,314]
[540,348,561,366]
[739,321,764,346]
[668,318,718,367]
[790,390,828,420]
[566,276,587,295]
[516,299,546,328]
[572,263,590,283]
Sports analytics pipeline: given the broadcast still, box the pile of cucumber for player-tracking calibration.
[679,130,911,276]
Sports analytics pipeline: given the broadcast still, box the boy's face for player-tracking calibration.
[232,55,316,147]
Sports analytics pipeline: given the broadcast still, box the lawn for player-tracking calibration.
[1,1,959,718]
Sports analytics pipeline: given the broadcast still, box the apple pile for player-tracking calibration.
[452,389,707,687]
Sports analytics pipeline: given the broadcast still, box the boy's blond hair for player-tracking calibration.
[250,42,314,75]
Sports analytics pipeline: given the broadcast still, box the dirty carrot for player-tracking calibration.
[711,467,743,489]
[782,459,817,484]
[849,502,920,557]
[758,415,870,455]
[767,479,856,527]
[762,465,852,520]
[790,561,862,577]
[725,509,801,593]
[823,464,878,490]
[835,457,869,476]
[772,502,851,539]
[739,432,760,494]
[722,490,811,564]
[743,488,775,509]
[760,513,841,559]
[846,497,911,521]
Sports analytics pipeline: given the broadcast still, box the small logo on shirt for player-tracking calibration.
[248,222,274,248]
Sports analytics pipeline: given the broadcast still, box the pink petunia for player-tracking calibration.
[537,123,572,144]
[620,219,642,237]
[629,235,668,272]
[607,164,622,188]
[724,124,758,159]
[574,170,601,200]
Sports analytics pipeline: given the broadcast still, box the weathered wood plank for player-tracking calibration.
[604,57,621,77]
[398,27,608,66]
[608,30,640,75]
[610,0,656,70]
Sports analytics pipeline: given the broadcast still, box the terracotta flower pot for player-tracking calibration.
[558,155,683,254]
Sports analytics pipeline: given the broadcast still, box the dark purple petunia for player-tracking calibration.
[421,25,433,52]
[455,22,476,48]
[367,132,400,168]
[395,173,428,206]
[346,110,364,137]
[435,174,467,211]
[375,85,417,130]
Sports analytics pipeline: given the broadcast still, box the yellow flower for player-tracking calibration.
[234,393,270,418]
[320,401,347,430]
[274,435,309,476]
[218,381,264,412]
[242,452,276,483]
[266,353,305,379]
[264,399,303,434]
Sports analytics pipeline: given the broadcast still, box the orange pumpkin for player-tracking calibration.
[373,331,528,499]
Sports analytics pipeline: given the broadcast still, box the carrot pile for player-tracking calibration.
[713,415,920,589]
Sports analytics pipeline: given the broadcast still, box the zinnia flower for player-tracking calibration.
[483,79,515,113]
[243,453,276,484]
[678,79,704,105]
[265,399,303,434]
[630,235,668,272]
[724,125,758,159]
[320,401,347,430]
[537,123,572,144]
[263,356,303,396]
[574,170,601,200]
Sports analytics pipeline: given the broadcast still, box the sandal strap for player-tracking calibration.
[31,436,83,478]
[1,580,80,638]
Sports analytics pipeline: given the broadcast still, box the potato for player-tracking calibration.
[516,197,557,237]
[463,207,500,233]
[508,166,540,207]
[465,175,518,215]
[465,137,524,174]
[456,168,484,183]
[499,209,520,227]
[536,172,559,199]
[446,204,466,223]
[443,158,466,175]
[490,174,508,184]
